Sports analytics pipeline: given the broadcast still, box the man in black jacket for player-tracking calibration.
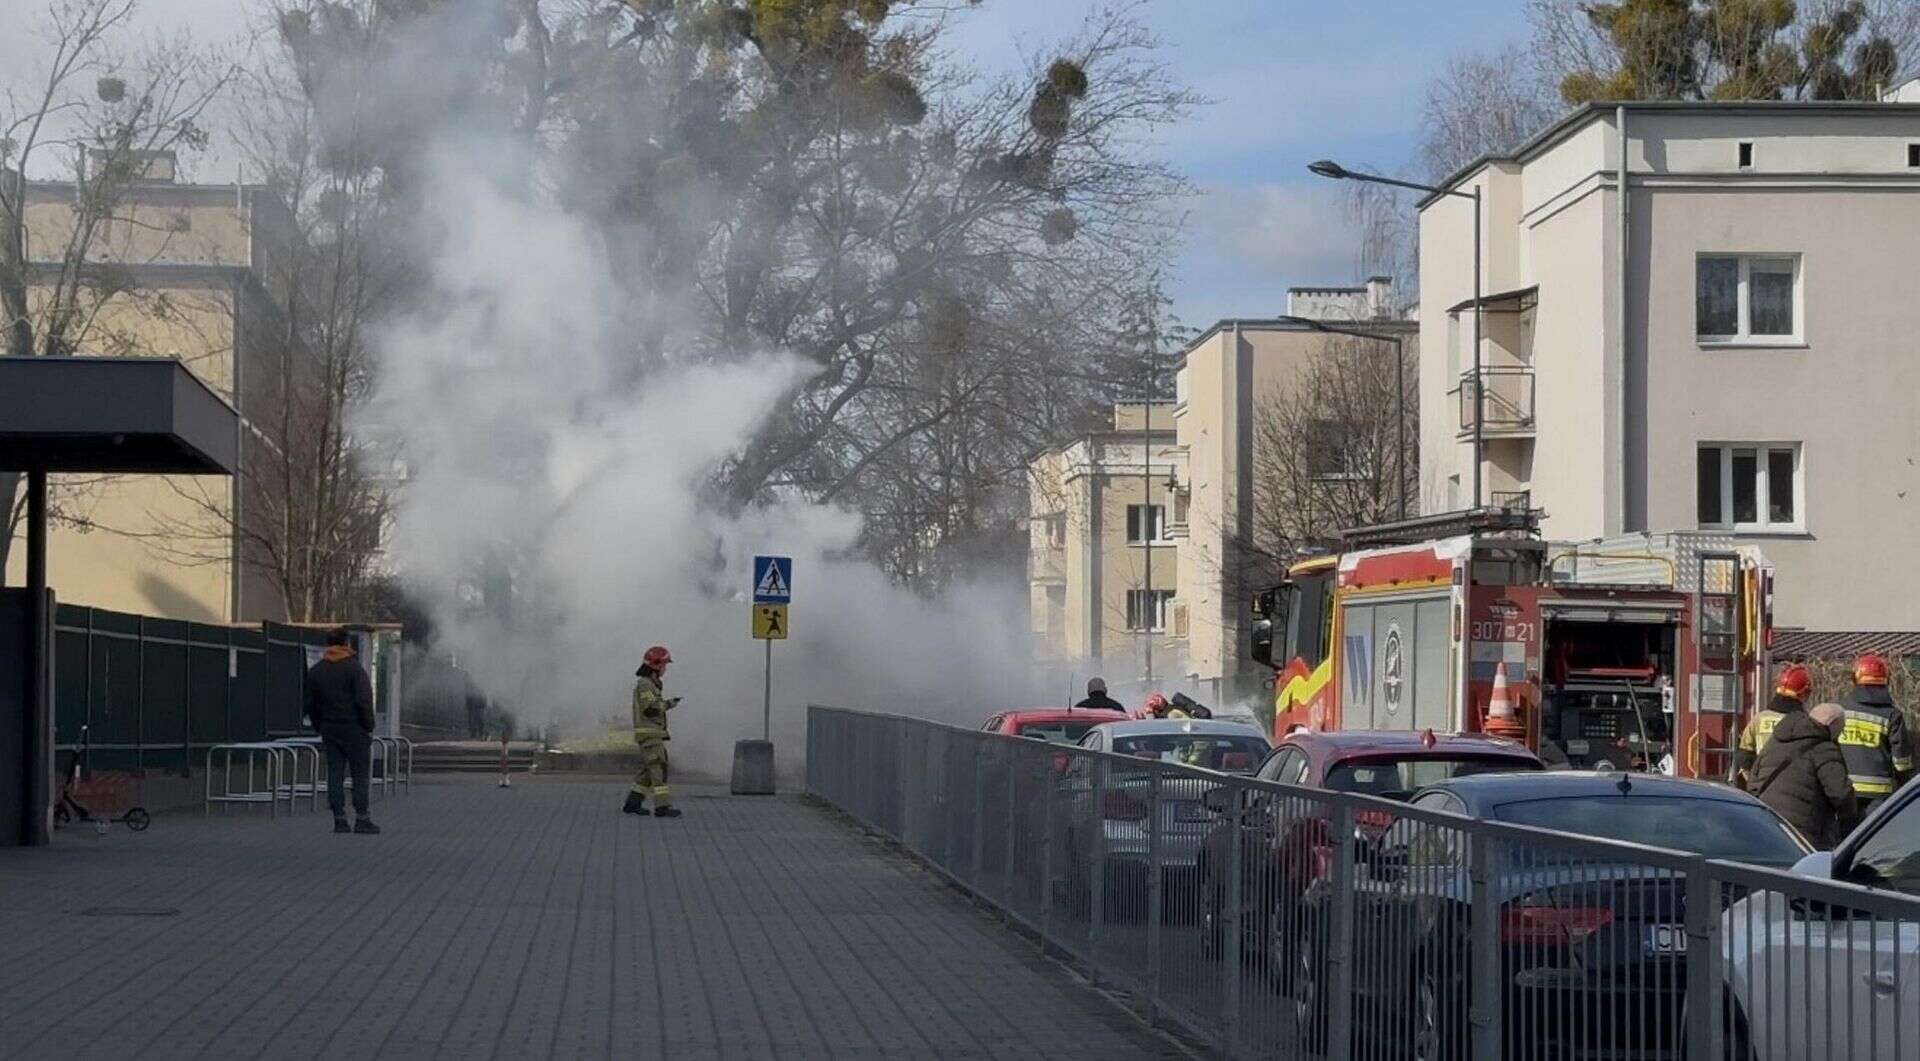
[1751,703,1858,849]
[305,629,380,834]
[1074,677,1125,712]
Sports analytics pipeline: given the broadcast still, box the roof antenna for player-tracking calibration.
[1615,772,1632,795]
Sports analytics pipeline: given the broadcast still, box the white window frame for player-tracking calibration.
[1125,588,1174,632]
[1697,442,1804,534]
[1696,253,1803,346]
[1125,503,1172,544]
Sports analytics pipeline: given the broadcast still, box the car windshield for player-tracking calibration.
[1493,795,1811,868]
[1846,795,1920,897]
[1110,735,1268,773]
[1016,721,1102,743]
[1325,755,1538,799]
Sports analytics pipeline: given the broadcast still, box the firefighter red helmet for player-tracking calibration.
[643,645,673,670]
[1143,693,1169,716]
[1775,664,1812,700]
[1854,653,1890,686]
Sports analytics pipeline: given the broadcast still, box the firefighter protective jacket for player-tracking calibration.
[1839,684,1915,798]
[1737,695,1807,774]
[633,672,673,742]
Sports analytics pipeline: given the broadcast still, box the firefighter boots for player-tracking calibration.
[653,805,682,818]
[622,791,647,815]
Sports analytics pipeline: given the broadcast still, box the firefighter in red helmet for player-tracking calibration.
[1840,653,1914,816]
[1737,663,1813,790]
[623,645,683,818]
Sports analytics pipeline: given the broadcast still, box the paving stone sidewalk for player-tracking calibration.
[0,776,1183,1060]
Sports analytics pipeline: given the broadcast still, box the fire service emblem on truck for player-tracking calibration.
[1382,623,1404,715]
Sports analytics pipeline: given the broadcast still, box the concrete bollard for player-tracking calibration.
[730,740,775,795]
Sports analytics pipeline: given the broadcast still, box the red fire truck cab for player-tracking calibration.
[1250,509,1772,780]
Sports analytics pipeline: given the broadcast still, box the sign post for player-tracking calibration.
[734,555,791,795]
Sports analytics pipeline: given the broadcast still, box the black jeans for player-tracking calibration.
[318,722,372,818]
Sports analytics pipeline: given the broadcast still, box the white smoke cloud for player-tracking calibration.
[362,135,1056,779]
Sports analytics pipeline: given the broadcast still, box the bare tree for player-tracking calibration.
[137,1,407,621]
[1245,337,1420,582]
[0,0,232,578]
[1420,44,1561,182]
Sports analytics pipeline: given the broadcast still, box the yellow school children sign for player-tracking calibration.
[752,603,788,640]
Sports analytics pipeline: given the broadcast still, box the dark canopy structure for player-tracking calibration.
[1,357,238,846]
[0,356,239,473]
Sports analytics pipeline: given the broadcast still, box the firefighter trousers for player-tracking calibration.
[630,738,670,805]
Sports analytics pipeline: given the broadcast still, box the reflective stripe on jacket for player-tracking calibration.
[1738,706,1798,762]
[1840,685,1914,796]
[633,673,672,741]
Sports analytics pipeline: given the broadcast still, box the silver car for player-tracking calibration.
[1056,718,1270,917]
[1723,779,1920,1060]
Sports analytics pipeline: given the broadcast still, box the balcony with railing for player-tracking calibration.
[1490,489,1533,513]
[1457,366,1535,438]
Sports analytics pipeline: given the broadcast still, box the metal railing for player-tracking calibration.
[807,706,1920,1060]
[1458,366,1535,435]
[1490,489,1532,513]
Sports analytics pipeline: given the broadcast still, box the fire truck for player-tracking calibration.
[1249,509,1774,780]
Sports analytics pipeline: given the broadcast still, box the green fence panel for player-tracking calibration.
[188,623,233,746]
[140,623,189,775]
[53,624,88,746]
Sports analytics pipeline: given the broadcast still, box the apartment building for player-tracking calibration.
[1417,100,1920,631]
[1028,402,1185,690]
[5,150,296,622]
[1174,285,1416,705]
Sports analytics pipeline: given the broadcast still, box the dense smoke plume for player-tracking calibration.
[363,139,1047,776]
[311,1,1202,775]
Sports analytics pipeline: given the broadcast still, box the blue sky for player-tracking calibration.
[945,0,1532,328]
[3,0,1536,326]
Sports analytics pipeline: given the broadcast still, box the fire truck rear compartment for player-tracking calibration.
[1540,618,1677,771]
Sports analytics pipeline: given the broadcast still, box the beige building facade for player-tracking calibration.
[1174,306,1417,704]
[1028,402,1185,692]
[5,152,295,622]
[1027,282,1416,706]
[1418,101,1920,632]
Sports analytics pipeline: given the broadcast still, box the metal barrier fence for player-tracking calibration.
[807,706,1920,1060]
[53,604,342,776]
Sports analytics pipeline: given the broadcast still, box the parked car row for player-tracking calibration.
[979,707,1920,1060]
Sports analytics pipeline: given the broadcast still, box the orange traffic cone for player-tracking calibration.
[1484,663,1526,739]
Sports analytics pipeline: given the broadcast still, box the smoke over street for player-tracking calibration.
[361,140,1051,773]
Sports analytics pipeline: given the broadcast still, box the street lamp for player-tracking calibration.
[1308,159,1484,509]
[1277,315,1409,520]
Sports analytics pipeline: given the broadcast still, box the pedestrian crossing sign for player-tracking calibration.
[752,555,792,603]
[752,603,789,640]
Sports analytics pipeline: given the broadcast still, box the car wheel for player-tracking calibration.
[1680,993,1755,1061]
[1062,832,1091,920]
[1286,912,1334,1052]
[1200,883,1224,960]
[1411,966,1465,1061]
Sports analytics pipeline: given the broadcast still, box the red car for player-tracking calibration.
[980,708,1129,744]
[1198,729,1543,964]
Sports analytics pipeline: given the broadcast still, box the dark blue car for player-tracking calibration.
[1291,770,1810,1060]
